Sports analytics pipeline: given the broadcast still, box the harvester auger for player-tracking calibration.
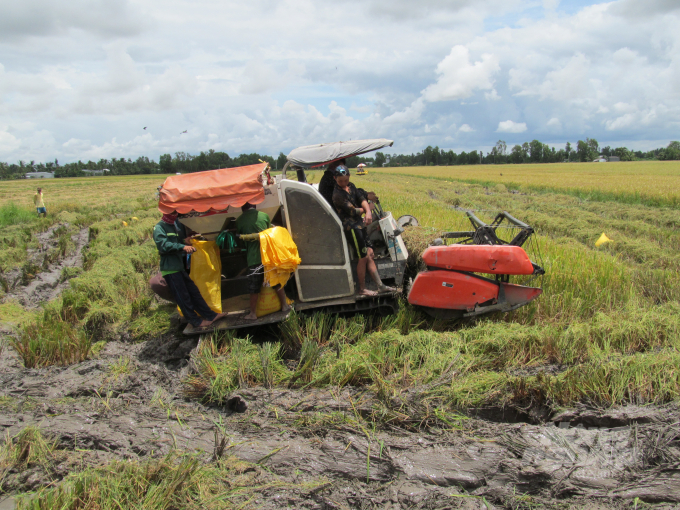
[407,211,545,320]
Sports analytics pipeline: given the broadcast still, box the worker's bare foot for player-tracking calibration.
[378,285,396,293]
[243,312,258,320]
[358,288,377,297]
[281,304,291,313]
[208,313,227,324]
[197,319,213,328]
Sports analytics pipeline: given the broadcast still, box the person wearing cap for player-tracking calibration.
[153,211,225,330]
[319,159,345,205]
[332,165,394,296]
[319,159,379,206]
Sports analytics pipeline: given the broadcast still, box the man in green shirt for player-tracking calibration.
[153,211,225,329]
[236,202,290,320]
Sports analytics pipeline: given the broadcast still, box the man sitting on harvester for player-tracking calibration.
[332,165,394,297]
[153,212,226,329]
[237,202,291,320]
[320,159,379,208]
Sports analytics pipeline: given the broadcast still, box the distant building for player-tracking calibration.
[82,169,110,176]
[609,156,620,162]
[25,172,55,179]
[593,156,608,163]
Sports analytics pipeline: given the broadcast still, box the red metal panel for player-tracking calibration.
[422,245,535,275]
[407,270,499,311]
[500,282,542,305]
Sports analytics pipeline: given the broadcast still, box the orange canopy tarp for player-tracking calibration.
[158,163,267,214]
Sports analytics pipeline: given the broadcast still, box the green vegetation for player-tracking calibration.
[184,169,680,425]
[0,203,35,227]
[0,427,60,492]
[2,165,680,426]
[10,313,91,368]
[15,451,326,510]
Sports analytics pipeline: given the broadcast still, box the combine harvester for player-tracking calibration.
[155,139,544,334]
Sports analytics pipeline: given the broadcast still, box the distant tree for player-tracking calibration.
[493,140,507,164]
[527,140,541,163]
[276,152,287,170]
[576,140,592,162]
[587,138,599,159]
[160,154,173,173]
[659,141,680,161]
[374,152,386,167]
[565,142,572,161]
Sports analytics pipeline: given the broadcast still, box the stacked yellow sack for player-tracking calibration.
[188,239,222,313]
[259,226,301,288]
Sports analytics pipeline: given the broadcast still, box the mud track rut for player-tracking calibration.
[0,334,679,509]
[2,223,89,309]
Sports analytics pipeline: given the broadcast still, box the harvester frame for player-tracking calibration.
[154,139,545,334]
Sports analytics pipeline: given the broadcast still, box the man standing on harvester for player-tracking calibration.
[153,211,225,329]
[237,202,291,320]
[332,165,394,296]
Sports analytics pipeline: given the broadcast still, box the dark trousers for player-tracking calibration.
[164,271,217,327]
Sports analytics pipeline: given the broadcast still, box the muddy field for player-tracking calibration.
[0,331,679,509]
[1,233,680,509]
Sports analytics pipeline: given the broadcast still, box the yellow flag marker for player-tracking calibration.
[595,232,612,247]
[122,221,128,227]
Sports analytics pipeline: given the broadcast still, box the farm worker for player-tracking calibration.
[34,188,47,217]
[236,202,291,320]
[332,165,394,297]
[319,159,346,205]
[319,159,379,207]
[153,211,225,329]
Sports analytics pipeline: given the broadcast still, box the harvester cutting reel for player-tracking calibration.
[407,211,545,320]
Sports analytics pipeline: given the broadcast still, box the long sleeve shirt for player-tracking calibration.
[332,182,368,230]
[153,220,186,274]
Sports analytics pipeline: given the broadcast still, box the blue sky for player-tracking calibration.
[0,0,678,163]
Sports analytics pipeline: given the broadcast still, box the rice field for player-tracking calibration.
[373,161,680,208]
[2,163,680,506]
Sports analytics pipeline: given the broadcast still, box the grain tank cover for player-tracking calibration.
[158,162,268,214]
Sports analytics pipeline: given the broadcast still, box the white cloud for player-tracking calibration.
[0,0,679,163]
[422,45,500,102]
[0,0,143,40]
[0,128,21,153]
[497,120,527,133]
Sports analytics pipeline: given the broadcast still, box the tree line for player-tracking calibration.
[374,139,680,167]
[1,140,678,179]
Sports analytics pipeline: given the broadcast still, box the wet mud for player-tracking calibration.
[2,223,89,309]
[0,336,678,508]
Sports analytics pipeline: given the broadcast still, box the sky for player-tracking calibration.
[0,0,679,163]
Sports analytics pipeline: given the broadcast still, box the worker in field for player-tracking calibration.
[332,165,394,296]
[34,188,47,217]
[319,159,379,207]
[237,202,291,320]
[153,211,225,329]
[319,159,346,205]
